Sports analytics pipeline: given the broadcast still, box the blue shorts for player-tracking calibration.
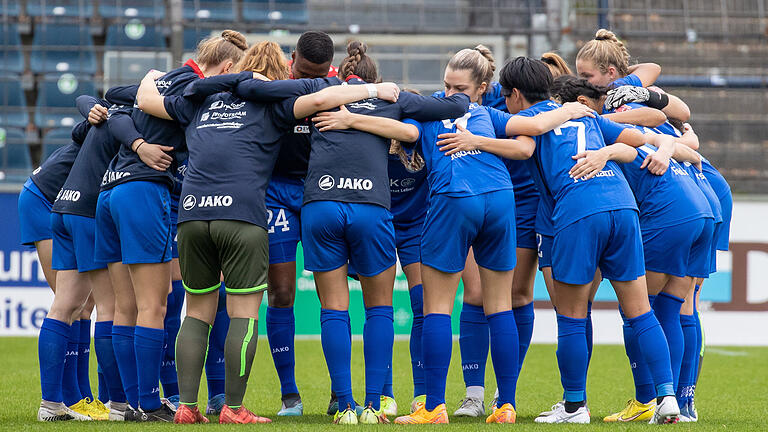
[642,218,714,279]
[95,181,172,265]
[537,233,554,270]
[301,201,396,277]
[266,177,303,265]
[18,180,53,246]
[515,185,539,250]
[170,205,179,259]
[552,209,645,285]
[710,222,722,274]
[51,213,106,272]
[421,190,517,273]
[394,220,423,267]
[715,191,732,251]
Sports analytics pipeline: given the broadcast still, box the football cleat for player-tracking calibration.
[174,404,209,424]
[535,403,590,424]
[165,395,180,409]
[380,395,398,417]
[333,403,358,425]
[140,403,175,422]
[604,399,656,422]
[410,395,426,413]
[206,393,226,415]
[394,403,449,424]
[87,398,110,420]
[648,396,680,424]
[277,394,303,416]
[485,402,516,424]
[37,400,90,421]
[359,402,390,424]
[219,405,271,424]
[453,397,485,417]
[539,400,565,417]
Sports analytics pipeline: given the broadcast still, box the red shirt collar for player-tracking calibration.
[345,74,361,82]
[184,59,205,79]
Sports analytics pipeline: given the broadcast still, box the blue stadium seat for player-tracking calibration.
[183,0,235,21]
[0,23,24,74]
[0,0,21,16]
[0,127,32,183]
[26,0,93,17]
[242,0,308,24]
[30,24,96,74]
[183,28,215,52]
[0,75,29,128]
[35,74,94,129]
[41,127,73,162]
[99,1,166,20]
[105,21,167,49]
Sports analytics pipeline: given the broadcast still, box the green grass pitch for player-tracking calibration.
[2,337,766,430]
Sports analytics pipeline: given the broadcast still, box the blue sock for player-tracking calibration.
[364,306,394,410]
[409,284,425,397]
[38,318,71,403]
[112,325,139,407]
[77,319,93,400]
[512,302,534,373]
[97,366,109,403]
[321,309,354,411]
[556,314,588,402]
[62,320,82,406]
[458,303,488,389]
[94,321,126,403]
[206,285,228,400]
[266,306,299,396]
[488,310,519,408]
[134,326,164,411]
[628,311,675,397]
[653,292,685,389]
[693,285,703,385]
[678,314,697,408]
[584,301,593,401]
[423,313,451,411]
[619,311,655,403]
[160,280,184,398]
[382,364,394,398]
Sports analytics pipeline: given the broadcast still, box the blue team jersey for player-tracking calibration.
[388,150,428,225]
[435,83,536,191]
[700,156,731,199]
[411,103,513,197]
[610,73,643,88]
[30,120,90,204]
[519,100,637,232]
[618,144,713,229]
[684,162,723,223]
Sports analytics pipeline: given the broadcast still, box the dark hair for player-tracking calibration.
[667,117,685,134]
[338,40,378,83]
[296,31,334,64]
[550,75,607,103]
[498,56,552,103]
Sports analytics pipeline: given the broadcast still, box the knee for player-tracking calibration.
[268,283,296,308]
[137,302,167,320]
[511,292,533,308]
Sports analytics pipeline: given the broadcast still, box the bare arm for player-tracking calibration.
[627,63,661,87]
[663,94,691,122]
[569,143,639,180]
[505,102,594,136]
[603,107,666,127]
[136,71,172,120]
[292,82,400,119]
[311,105,420,143]
[672,143,702,170]
[676,123,699,150]
[436,125,536,160]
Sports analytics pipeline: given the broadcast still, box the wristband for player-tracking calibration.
[365,84,377,99]
[645,90,669,110]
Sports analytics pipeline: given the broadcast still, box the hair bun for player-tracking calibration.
[221,30,248,51]
[594,28,619,42]
[473,44,496,72]
[347,40,367,57]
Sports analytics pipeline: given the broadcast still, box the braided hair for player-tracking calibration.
[338,40,378,83]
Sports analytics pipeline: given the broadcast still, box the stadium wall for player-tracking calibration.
[1,191,766,345]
